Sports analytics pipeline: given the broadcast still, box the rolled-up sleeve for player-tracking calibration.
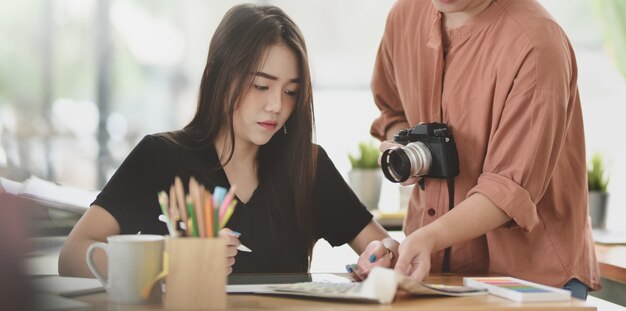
[469,173,538,231]
[468,47,572,232]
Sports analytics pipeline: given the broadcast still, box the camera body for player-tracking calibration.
[381,122,459,183]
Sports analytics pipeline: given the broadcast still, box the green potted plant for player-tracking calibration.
[348,140,382,211]
[587,153,610,229]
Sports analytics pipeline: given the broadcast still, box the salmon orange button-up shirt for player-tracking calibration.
[371,0,600,289]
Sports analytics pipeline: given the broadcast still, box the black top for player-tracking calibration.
[93,134,373,273]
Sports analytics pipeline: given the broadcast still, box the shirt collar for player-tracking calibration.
[428,0,508,49]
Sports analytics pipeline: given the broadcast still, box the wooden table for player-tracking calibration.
[592,243,626,307]
[74,275,596,310]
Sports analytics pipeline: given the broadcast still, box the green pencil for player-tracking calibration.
[186,195,198,237]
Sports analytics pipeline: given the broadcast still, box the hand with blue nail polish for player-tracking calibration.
[351,239,398,281]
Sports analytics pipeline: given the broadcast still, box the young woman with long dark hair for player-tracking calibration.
[59,3,398,277]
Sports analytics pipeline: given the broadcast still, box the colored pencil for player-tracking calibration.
[174,176,188,223]
[219,184,237,220]
[158,191,175,236]
[168,185,181,236]
[204,190,214,237]
[186,195,198,237]
[219,199,238,229]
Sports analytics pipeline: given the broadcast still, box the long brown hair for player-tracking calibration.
[167,4,317,271]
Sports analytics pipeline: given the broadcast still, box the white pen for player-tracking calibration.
[237,244,252,252]
[230,230,252,252]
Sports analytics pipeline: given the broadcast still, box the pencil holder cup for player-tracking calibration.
[164,237,226,310]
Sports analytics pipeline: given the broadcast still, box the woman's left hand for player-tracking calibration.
[349,240,395,281]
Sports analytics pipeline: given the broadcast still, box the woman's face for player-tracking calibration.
[232,44,299,148]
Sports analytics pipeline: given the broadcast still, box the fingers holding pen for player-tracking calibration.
[219,228,241,254]
[218,228,241,274]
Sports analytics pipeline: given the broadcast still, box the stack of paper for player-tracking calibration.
[0,175,98,214]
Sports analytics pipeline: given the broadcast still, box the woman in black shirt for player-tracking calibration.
[59,4,398,277]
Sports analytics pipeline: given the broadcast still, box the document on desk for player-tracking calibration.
[227,272,350,293]
[35,293,92,311]
[1,175,99,214]
[32,275,104,297]
[228,267,486,304]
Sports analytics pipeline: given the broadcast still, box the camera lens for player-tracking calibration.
[381,142,432,183]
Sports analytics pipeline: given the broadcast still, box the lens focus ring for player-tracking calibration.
[403,141,432,177]
[381,142,432,183]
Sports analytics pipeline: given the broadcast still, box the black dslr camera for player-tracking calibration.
[381,123,459,183]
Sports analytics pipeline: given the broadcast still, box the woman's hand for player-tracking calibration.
[393,230,435,282]
[394,194,510,282]
[218,228,240,275]
[349,240,394,281]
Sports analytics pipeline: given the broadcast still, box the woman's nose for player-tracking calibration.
[265,90,282,113]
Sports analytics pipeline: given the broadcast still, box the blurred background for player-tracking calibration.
[0,0,625,229]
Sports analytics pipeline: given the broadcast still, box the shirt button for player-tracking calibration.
[427,208,436,217]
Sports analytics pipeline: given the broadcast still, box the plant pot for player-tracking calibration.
[348,169,382,211]
[588,191,609,229]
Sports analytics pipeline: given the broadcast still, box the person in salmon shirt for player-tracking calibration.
[368,0,600,300]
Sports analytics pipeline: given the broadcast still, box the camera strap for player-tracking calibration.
[441,177,455,273]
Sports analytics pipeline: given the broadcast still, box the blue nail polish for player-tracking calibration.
[345,264,352,273]
[231,231,241,237]
[369,255,376,263]
[351,264,359,271]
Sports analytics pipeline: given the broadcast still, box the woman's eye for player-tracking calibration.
[254,84,269,91]
[284,89,298,97]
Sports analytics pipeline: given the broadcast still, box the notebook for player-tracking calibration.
[463,277,571,302]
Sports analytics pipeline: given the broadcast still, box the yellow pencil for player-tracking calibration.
[219,199,238,229]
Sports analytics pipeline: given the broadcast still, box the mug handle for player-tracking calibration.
[141,251,169,299]
[86,242,109,288]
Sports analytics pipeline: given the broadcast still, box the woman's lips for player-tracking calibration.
[258,121,277,130]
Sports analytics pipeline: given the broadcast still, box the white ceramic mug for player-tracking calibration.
[86,234,164,304]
